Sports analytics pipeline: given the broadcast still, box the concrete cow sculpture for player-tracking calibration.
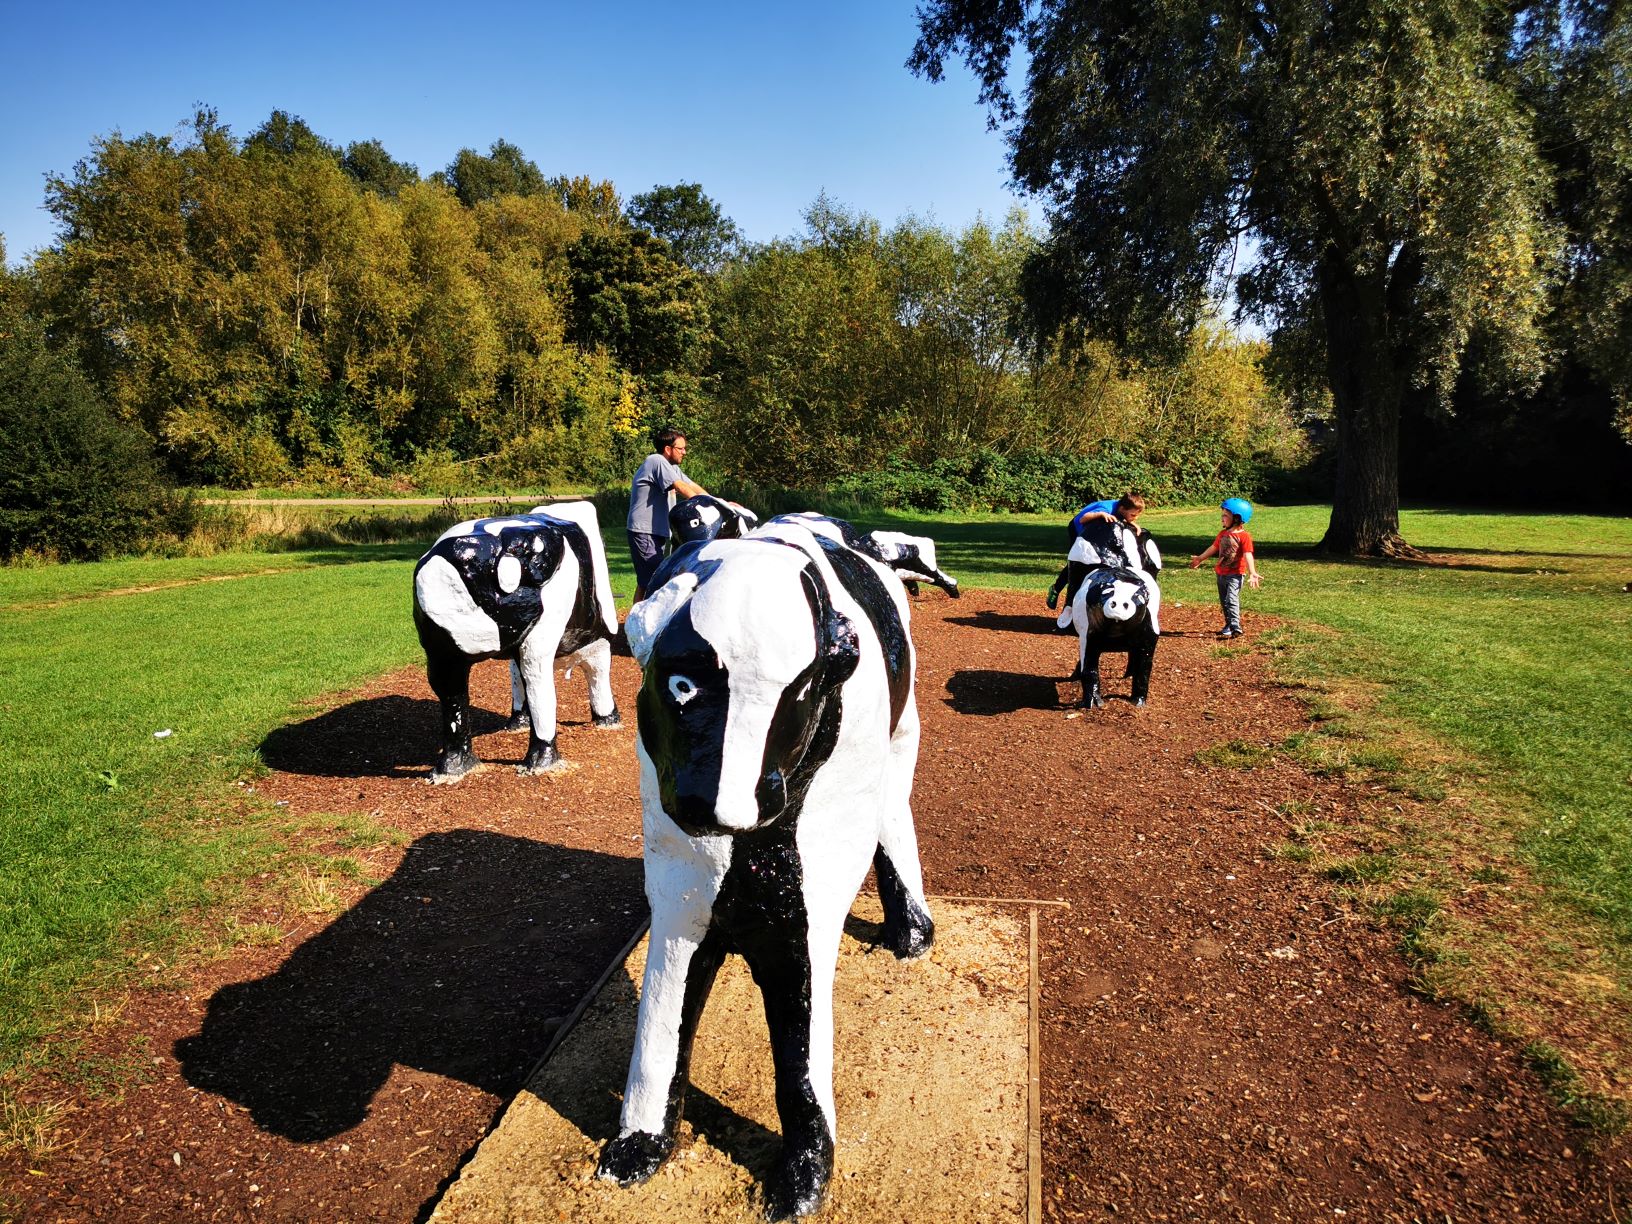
[412,501,620,782]
[1056,517,1161,708]
[765,512,961,599]
[598,523,934,1219]
[668,493,760,547]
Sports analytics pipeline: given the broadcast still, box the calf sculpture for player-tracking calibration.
[599,520,936,1219]
[765,512,961,598]
[411,501,620,782]
[1056,517,1161,708]
[668,492,760,546]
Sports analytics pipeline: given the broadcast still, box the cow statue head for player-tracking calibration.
[625,544,859,836]
[667,494,760,547]
[1087,566,1150,624]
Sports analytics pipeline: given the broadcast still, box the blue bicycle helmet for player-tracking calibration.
[1221,497,1254,524]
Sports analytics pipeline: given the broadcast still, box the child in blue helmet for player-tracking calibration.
[1189,497,1261,638]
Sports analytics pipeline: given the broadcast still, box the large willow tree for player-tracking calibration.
[910,1,1624,553]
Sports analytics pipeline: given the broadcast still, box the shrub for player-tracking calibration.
[0,310,194,561]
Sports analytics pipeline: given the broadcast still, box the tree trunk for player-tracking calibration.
[1314,254,1419,557]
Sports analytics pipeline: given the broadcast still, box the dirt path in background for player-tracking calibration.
[4,591,1628,1221]
[206,497,551,507]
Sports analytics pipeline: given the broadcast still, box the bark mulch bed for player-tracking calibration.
[4,590,1629,1222]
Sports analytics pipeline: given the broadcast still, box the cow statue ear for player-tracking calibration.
[798,565,860,689]
[626,573,699,667]
[822,610,860,687]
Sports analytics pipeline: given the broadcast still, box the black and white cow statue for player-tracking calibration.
[1056,517,1161,708]
[411,501,620,782]
[765,512,961,599]
[597,520,935,1219]
[668,492,760,546]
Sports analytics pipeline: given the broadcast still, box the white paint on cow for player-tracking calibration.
[413,555,502,653]
[694,548,819,831]
[869,529,938,573]
[495,554,522,594]
[619,745,733,1136]
[626,572,700,666]
[532,501,619,639]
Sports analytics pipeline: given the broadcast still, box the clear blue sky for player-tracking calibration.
[0,0,1031,268]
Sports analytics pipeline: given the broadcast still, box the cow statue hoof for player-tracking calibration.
[596,1130,672,1186]
[882,912,936,960]
[517,739,562,775]
[592,709,623,729]
[764,1132,834,1220]
[430,748,479,784]
[502,710,531,732]
[1133,696,1147,708]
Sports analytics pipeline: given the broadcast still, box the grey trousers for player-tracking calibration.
[1217,573,1243,633]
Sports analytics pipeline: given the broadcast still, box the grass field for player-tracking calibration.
[1,501,1628,1102]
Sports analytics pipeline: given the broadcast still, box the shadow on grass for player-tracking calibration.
[259,695,515,779]
[175,830,647,1143]
[1242,542,1552,575]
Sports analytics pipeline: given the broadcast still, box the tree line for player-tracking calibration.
[1,108,1307,559]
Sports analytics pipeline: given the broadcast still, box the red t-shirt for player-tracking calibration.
[1212,528,1253,575]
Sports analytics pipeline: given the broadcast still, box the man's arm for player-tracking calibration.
[672,476,706,499]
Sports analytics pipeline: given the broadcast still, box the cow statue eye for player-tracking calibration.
[668,675,699,706]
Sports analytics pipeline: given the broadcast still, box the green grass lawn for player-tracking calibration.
[1,502,1628,1094]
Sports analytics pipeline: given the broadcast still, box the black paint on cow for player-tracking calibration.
[811,536,910,734]
[636,602,733,837]
[1074,564,1159,708]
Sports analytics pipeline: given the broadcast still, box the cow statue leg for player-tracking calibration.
[1080,645,1106,709]
[503,659,530,731]
[598,921,727,1185]
[1129,634,1158,707]
[873,702,935,959]
[747,925,836,1220]
[425,650,479,783]
[599,787,731,1187]
[514,584,576,774]
[570,636,623,729]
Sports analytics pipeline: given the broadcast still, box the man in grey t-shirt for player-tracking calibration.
[627,427,707,599]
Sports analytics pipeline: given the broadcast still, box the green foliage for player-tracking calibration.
[825,442,1250,514]
[627,182,742,272]
[565,228,709,376]
[341,139,419,197]
[709,199,1301,499]
[912,0,1617,553]
[0,304,193,560]
[28,113,693,495]
[442,139,545,207]
[21,109,1306,515]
